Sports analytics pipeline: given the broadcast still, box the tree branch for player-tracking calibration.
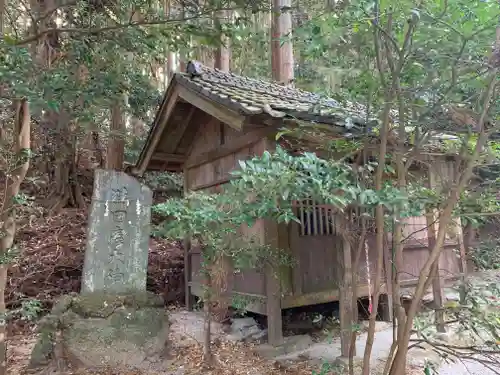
[13,5,261,46]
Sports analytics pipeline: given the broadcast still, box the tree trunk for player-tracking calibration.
[166,51,177,84]
[214,10,230,72]
[106,100,126,170]
[27,0,83,213]
[199,46,214,68]
[271,0,294,84]
[271,0,281,81]
[164,0,178,85]
[279,0,294,84]
[92,131,104,168]
[348,213,366,375]
[46,113,85,212]
[0,100,31,375]
[202,256,213,366]
[178,3,188,72]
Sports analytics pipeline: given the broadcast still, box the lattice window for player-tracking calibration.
[296,199,337,236]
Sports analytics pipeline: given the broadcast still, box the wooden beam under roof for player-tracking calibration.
[135,85,181,176]
[177,85,246,130]
[151,152,186,163]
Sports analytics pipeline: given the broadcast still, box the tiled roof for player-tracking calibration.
[175,61,371,135]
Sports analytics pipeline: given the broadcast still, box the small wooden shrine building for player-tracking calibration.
[132,61,467,354]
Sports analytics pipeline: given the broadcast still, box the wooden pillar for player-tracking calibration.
[265,204,283,344]
[258,138,283,346]
[339,229,355,357]
[265,262,283,346]
[264,219,283,345]
[183,167,194,310]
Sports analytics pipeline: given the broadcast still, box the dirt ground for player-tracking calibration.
[7,332,316,375]
[7,331,425,375]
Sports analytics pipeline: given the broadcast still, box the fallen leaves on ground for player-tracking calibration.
[8,332,427,375]
[8,334,37,375]
[175,340,315,375]
[8,332,315,375]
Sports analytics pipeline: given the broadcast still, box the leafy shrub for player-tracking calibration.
[470,237,500,270]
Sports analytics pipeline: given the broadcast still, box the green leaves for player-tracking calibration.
[0,246,19,265]
[155,146,435,265]
[47,100,60,113]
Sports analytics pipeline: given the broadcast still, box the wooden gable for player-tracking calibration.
[133,83,248,175]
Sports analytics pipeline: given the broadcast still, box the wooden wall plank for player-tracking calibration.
[186,127,274,170]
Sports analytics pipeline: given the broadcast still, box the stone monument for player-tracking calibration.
[29,170,171,371]
[82,169,152,293]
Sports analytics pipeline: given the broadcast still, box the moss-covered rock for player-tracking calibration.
[29,330,54,368]
[37,314,59,333]
[122,291,164,309]
[71,291,164,318]
[71,293,126,318]
[59,310,79,329]
[51,294,75,316]
[63,306,169,368]
[29,292,169,370]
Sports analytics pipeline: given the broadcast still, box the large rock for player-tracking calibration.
[227,317,267,342]
[30,291,169,370]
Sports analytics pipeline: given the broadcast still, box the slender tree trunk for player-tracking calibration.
[493,4,500,67]
[179,4,188,72]
[388,5,499,369]
[0,100,31,375]
[203,291,212,361]
[348,222,365,375]
[361,101,391,375]
[164,0,179,83]
[388,71,498,375]
[202,253,213,365]
[382,91,411,374]
[0,0,4,36]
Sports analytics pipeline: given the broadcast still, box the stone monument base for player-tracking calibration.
[30,291,170,371]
